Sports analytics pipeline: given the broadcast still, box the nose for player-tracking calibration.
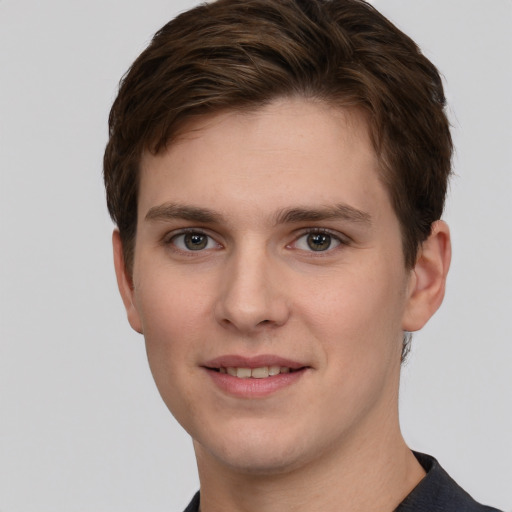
[214,245,290,334]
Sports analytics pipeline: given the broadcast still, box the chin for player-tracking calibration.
[194,426,313,476]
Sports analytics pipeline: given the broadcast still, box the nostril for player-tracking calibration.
[214,282,290,331]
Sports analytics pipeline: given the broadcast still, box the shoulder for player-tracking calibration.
[395,452,503,512]
[182,454,503,512]
[183,491,200,512]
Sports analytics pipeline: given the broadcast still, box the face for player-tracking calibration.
[116,98,419,475]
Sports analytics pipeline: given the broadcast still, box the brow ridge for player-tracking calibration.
[273,204,372,226]
[145,202,372,227]
[145,203,223,223]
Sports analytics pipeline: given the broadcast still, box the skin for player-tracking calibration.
[114,98,451,512]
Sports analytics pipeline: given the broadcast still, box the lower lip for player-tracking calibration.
[204,368,307,398]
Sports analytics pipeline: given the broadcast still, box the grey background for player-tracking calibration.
[1,0,511,510]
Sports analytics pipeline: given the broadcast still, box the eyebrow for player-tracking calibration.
[145,202,372,227]
[145,203,224,224]
[273,204,372,226]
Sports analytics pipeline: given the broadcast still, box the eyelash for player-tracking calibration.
[162,228,219,253]
[163,227,349,254]
[290,228,349,254]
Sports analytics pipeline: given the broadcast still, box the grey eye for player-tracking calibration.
[172,232,216,251]
[293,231,342,252]
[184,233,208,250]
[306,233,332,251]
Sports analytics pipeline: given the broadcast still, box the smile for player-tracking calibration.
[203,356,309,397]
[215,366,297,378]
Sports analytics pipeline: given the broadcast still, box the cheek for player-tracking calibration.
[300,265,405,418]
[135,260,214,337]
[137,295,208,431]
[298,259,407,363]
[133,269,214,397]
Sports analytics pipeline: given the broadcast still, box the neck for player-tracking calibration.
[194,417,425,512]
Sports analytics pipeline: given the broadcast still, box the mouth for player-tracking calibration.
[208,365,304,379]
[202,355,310,397]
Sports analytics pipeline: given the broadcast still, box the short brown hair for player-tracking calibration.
[104,0,452,272]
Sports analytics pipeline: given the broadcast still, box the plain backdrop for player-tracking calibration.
[1,1,511,511]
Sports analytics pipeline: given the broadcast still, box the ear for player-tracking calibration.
[402,220,451,332]
[112,230,143,334]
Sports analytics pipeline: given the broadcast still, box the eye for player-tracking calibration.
[293,230,342,252]
[170,231,219,251]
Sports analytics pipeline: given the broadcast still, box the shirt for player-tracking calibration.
[183,452,503,512]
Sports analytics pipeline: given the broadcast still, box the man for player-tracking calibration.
[103,0,503,510]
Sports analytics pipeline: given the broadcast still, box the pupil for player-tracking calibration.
[185,233,207,250]
[307,233,331,251]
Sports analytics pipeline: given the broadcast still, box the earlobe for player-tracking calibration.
[402,220,451,332]
[112,230,143,334]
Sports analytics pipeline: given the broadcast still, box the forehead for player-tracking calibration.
[138,98,387,225]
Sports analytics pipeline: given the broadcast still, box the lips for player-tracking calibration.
[202,354,309,397]
[220,366,294,378]
[203,354,306,372]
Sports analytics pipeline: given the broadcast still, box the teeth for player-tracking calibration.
[222,366,295,378]
[236,367,252,379]
[251,367,269,379]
